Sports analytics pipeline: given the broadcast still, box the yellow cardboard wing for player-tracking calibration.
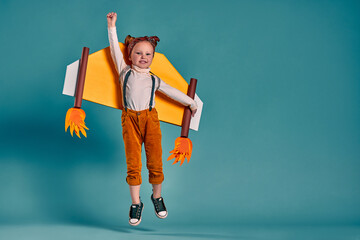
[63,44,203,130]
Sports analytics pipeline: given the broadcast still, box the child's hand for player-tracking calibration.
[107,12,117,28]
[191,108,197,117]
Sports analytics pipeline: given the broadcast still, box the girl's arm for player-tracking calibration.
[157,79,198,115]
[107,12,127,75]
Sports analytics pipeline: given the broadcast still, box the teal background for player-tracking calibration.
[0,0,360,232]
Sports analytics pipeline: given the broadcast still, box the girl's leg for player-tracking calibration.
[129,184,141,204]
[144,109,164,185]
[152,183,162,198]
[122,110,143,186]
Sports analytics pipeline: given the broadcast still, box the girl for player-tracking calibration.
[106,12,197,226]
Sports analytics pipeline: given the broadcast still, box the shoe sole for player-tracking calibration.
[155,211,168,219]
[129,205,143,226]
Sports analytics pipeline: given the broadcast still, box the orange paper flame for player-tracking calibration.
[167,137,193,166]
[65,108,89,138]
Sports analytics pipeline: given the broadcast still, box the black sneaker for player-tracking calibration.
[151,194,168,219]
[129,201,144,226]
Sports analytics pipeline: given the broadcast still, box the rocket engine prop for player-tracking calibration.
[167,78,197,166]
[65,47,89,138]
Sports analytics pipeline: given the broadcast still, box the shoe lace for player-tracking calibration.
[153,197,166,212]
[130,204,142,219]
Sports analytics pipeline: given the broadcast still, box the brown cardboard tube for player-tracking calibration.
[180,78,197,138]
[74,47,90,108]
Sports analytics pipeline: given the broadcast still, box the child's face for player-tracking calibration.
[129,41,154,69]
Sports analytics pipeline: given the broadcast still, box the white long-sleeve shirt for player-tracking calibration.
[108,27,197,112]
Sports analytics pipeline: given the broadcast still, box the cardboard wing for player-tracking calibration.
[63,44,203,131]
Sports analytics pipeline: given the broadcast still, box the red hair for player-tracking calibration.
[124,35,160,56]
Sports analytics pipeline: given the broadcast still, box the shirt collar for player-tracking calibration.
[132,65,151,73]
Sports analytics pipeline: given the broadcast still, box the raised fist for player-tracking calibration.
[107,12,117,27]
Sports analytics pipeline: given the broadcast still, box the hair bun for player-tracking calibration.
[124,35,135,47]
[146,36,160,47]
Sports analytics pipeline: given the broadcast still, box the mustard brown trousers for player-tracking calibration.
[121,108,164,185]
